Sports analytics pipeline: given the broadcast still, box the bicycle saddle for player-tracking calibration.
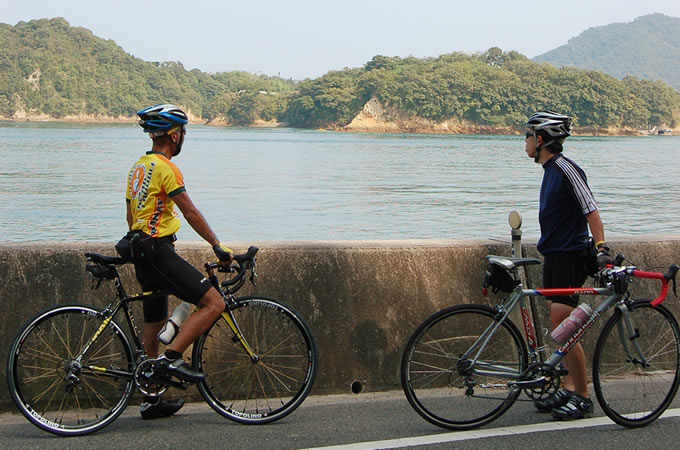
[485,255,541,270]
[85,252,128,266]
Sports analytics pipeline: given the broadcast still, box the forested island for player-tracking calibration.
[1,18,679,134]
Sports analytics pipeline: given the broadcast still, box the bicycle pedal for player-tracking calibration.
[148,375,189,390]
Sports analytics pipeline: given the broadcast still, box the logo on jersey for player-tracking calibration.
[129,161,155,208]
[129,164,145,197]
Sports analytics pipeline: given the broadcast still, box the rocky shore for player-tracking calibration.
[0,99,659,136]
[338,97,646,136]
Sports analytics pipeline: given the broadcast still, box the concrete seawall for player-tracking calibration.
[1,238,679,411]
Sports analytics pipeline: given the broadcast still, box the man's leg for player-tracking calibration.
[149,243,225,382]
[550,302,588,398]
[548,255,593,420]
[143,320,164,358]
[168,287,224,354]
[140,321,185,420]
[153,288,224,383]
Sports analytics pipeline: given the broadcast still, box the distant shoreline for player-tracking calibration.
[0,114,662,136]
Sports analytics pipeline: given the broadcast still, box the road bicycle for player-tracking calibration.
[401,252,679,430]
[7,246,318,436]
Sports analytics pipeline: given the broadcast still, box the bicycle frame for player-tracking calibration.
[467,265,673,382]
[515,285,618,366]
[462,285,618,381]
[74,275,162,380]
[80,267,261,380]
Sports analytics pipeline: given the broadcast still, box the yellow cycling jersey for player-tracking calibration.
[126,151,186,237]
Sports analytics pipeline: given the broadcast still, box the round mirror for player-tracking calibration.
[508,211,522,230]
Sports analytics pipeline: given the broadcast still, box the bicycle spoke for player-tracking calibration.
[401,305,526,430]
[8,306,134,435]
[594,301,680,428]
[195,297,316,424]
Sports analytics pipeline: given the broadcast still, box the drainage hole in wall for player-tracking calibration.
[351,380,364,394]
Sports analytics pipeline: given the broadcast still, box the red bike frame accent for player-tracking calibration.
[633,270,670,306]
[519,286,607,356]
[531,287,600,296]
[520,305,537,352]
[516,268,672,357]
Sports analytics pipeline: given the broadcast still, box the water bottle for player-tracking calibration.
[550,303,592,345]
[157,302,192,345]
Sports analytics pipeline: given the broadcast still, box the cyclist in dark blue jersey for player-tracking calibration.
[524,111,612,420]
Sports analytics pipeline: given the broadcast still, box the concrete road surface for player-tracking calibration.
[2,390,680,449]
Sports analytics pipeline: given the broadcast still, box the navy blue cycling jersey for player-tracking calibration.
[537,154,598,255]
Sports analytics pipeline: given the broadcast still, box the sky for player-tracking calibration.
[3,0,680,80]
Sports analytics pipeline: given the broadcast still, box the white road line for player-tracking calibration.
[306,408,680,450]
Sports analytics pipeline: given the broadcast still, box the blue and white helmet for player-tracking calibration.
[526,111,572,139]
[137,104,188,134]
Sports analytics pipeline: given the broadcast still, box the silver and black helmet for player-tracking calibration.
[526,111,572,139]
[137,104,188,134]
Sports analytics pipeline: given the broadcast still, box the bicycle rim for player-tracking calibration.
[193,296,317,424]
[7,305,135,436]
[593,300,680,427]
[401,304,527,430]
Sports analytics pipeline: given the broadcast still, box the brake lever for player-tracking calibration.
[596,268,611,288]
[249,261,258,287]
[665,264,679,297]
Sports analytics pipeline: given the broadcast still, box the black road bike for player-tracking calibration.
[7,246,318,436]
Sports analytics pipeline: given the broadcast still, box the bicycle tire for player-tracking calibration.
[192,296,317,424]
[593,299,680,427]
[401,304,528,430]
[7,304,135,436]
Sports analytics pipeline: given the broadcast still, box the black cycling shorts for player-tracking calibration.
[134,240,213,323]
[542,252,588,308]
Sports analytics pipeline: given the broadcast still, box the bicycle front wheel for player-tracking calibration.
[401,304,528,430]
[193,296,317,424]
[6,304,135,436]
[593,300,680,427]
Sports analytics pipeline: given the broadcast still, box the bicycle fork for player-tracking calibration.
[221,308,259,363]
[615,302,649,368]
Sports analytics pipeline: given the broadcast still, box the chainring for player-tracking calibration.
[134,358,168,397]
[522,363,560,400]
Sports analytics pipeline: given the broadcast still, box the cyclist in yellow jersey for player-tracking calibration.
[126,150,185,237]
[124,104,234,420]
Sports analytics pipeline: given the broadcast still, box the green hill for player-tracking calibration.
[533,13,680,91]
[285,50,680,130]
[0,18,295,122]
[1,17,679,131]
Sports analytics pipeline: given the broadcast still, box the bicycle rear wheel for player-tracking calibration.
[6,304,135,436]
[401,304,528,430]
[192,296,317,424]
[593,300,680,427]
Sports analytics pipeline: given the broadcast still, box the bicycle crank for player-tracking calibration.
[134,359,168,397]
[518,363,560,401]
[508,376,549,389]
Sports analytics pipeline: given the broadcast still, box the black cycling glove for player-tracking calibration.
[596,242,613,268]
[212,243,234,264]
